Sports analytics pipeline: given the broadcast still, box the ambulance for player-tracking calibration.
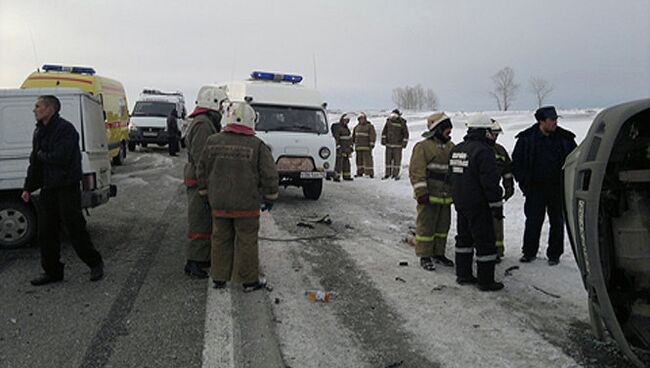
[0,88,116,249]
[21,64,130,165]
[218,71,335,200]
[127,89,187,151]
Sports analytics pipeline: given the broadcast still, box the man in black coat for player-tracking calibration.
[22,95,104,286]
[167,108,180,156]
[512,106,577,265]
[449,114,504,291]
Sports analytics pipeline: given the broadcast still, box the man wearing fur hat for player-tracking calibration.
[352,112,376,178]
[197,100,279,292]
[409,112,455,271]
[381,109,409,180]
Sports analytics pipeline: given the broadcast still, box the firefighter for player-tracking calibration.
[409,112,455,271]
[449,114,504,291]
[490,120,514,262]
[182,86,227,278]
[381,109,409,180]
[196,100,279,291]
[333,114,353,182]
[352,112,376,178]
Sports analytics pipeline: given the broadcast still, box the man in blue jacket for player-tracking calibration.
[512,106,577,265]
[22,95,104,285]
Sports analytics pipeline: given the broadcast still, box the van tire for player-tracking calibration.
[0,200,37,249]
[128,141,136,152]
[112,142,127,166]
[302,179,323,200]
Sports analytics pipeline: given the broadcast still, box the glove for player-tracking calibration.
[503,185,515,201]
[261,201,274,212]
[491,206,504,220]
[416,195,429,205]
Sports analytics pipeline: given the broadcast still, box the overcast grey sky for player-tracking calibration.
[1,0,648,112]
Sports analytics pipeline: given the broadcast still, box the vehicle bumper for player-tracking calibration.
[81,185,116,209]
[128,130,169,144]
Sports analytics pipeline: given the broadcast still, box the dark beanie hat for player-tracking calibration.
[535,106,559,121]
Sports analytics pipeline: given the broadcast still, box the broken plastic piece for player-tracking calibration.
[305,290,337,302]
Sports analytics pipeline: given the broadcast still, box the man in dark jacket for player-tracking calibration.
[167,108,180,156]
[22,95,104,286]
[449,114,504,291]
[512,106,577,265]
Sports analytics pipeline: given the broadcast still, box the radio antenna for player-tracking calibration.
[312,53,318,89]
[28,26,39,70]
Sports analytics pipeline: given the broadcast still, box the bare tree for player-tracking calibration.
[392,84,438,111]
[529,77,553,108]
[489,66,519,111]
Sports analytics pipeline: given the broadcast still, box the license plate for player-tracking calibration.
[300,171,325,179]
[142,132,157,137]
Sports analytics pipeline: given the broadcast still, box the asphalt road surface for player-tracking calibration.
[1,147,647,368]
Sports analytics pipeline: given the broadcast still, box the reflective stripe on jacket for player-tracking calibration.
[409,136,454,203]
[353,122,376,151]
[381,116,409,148]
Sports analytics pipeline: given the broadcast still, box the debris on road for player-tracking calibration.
[504,266,519,276]
[385,361,404,368]
[395,277,406,283]
[305,290,338,302]
[399,261,408,266]
[296,222,315,229]
[532,285,561,299]
[431,285,446,292]
[300,214,332,225]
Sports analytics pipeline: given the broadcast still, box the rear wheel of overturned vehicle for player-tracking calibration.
[0,200,37,249]
[112,141,127,166]
[127,141,136,152]
[302,179,323,200]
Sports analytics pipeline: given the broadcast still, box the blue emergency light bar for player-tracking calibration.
[42,64,96,75]
[250,71,302,84]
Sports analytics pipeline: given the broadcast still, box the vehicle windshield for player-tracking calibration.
[253,104,328,134]
[132,101,176,117]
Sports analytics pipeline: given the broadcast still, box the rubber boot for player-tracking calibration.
[477,261,504,291]
[455,251,474,284]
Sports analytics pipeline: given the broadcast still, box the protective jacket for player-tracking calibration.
[381,116,409,148]
[334,124,353,154]
[353,122,376,151]
[24,113,82,192]
[184,112,221,186]
[512,124,576,193]
[449,130,502,210]
[494,142,514,194]
[197,127,279,217]
[409,136,454,205]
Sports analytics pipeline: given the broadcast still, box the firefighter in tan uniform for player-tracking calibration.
[489,120,514,262]
[333,114,353,182]
[197,100,279,291]
[409,113,455,271]
[381,109,409,180]
[183,86,227,278]
[352,112,376,178]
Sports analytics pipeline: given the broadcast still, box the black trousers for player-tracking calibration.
[168,137,179,155]
[38,185,102,277]
[522,184,564,259]
[455,206,497,282]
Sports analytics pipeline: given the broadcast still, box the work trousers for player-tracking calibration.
[522,184,564,260]
[211,217,260,284]
[38,185,102,278]
[355,149,374,176]
[186,186,211,262]
[493,217,504,257]
[384,147,403,177]
[334,152,352,179]
[415,203,451,258]
[455,206,498,284]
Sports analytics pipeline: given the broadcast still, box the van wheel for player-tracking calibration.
[0,200,37,249]
[112,142,127,165]
[302,179,323,200]
[128,141,136,152]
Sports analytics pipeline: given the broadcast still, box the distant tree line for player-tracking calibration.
[392,84,438,111]
[490,66,554,111]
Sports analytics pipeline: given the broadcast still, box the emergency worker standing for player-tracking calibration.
[352,113,376,178]
[333,114,353,182]
[22,95,104,285]
[182,87,227,278]
[167,108,180,156]
[381,109,409,180]
[409,112,455,271]
[196,100,279,291]
[489,120,514,262]
[449,114,504,291]
[512,106,577,265]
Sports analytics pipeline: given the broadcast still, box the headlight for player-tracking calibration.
[319,147,331,159]
[128,122,138,132]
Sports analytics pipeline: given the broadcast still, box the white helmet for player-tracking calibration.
[195,85,228,111]
[426,112,450,131]
[490,119,503,133]
[222,101,257,129]
[465,114,493,129]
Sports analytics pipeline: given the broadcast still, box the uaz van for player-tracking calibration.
[0,88,116,248]
[218,71,335,200]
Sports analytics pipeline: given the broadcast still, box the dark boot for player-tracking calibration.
[419,257,436,271]
[30,273,63,286]
[477,261,504,292]
[433,255,454,267]
[455,251,474,279]
[184,260,208,279]
[213,280,227,289]
[456,275,478,285]
[243,278,268,292]
[90,261,104,282]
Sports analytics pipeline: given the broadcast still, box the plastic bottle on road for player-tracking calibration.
[305,290,338,303]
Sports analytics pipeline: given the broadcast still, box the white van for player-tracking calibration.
[127,89,187,151]
[219,71,335,200]
[0,88,115,248]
